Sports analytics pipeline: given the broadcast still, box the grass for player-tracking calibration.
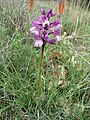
[0,0,90,119]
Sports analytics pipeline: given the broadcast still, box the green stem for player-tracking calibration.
[37,45,45,97]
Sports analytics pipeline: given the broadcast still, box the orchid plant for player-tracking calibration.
[30,8,62,97]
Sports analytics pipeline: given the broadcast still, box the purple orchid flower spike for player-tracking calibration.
[30,8,62,97]
[30,8,62,47]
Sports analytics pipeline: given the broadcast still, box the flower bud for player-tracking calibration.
[40,8,46,15]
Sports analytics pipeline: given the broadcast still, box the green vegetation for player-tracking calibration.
[0,0,90,120]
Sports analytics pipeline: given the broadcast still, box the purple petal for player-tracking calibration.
[32,31,39,35]
[49,22,55,28]
[34,34,41,40]
[50,10,56,17]
[32,20,43,30]
[47,9,55,18]
[32,20,38,27]
[56,36,61,41]
[30,27,39,35]
[42,15,48,22]
[42,30,47,35]
[30,27,35,32]
[48,31,54,35]
[34,40,43,47]
[38,16,43,23]
[54,29,60,36]
[54,20,60,26]
[47,9,52,17]
[56,24,62,29]
[44,34,49,41]
[40,32,44,39]
[49,20,60,28]
[40,8,46,15]
[48,38,57,44]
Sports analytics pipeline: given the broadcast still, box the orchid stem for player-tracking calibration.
[37,44,44,97]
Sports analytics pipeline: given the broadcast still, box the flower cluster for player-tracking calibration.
[30,8,62,47]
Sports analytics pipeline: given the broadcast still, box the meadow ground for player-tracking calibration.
[0,0,90,120]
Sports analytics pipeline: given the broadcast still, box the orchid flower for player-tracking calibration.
[30,8,62,47]
[30,8,62,97]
